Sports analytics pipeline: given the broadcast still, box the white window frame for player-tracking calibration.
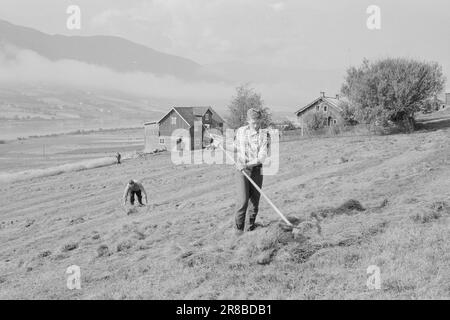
[159,138,165,144]
[171,116,177,125]
[323,105,327,112]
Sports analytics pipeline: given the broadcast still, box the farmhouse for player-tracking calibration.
[440,92,450,110]
[436,97,447,110]
[295,92,347,128]
[144,106,224,152]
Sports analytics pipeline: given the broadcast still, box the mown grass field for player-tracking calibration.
[0,113,449,299]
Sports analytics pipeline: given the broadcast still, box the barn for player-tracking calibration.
[144,106,224,153]
[295,92,347,128]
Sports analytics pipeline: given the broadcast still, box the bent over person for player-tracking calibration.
[123,179,148,206]
[212,108,269,235]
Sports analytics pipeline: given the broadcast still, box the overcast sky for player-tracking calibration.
[0,0,449,109]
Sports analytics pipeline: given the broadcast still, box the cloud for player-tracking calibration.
[0,46,233,105]
[88,0,294,64]
[0,45,326,111]
[269,2,285,12]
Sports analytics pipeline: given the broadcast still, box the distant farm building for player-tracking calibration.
[441,92,450,110]
[437,97,446,110]
[144,106,224,153]
[429,93,449,112]
[295,92,347,128]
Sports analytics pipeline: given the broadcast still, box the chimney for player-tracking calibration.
[320,91,325,98]
[335,94,340,100]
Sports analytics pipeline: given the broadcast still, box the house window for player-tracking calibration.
[205,113,210,121]
[171,116,177,125]
[159,138,165,144]
[323,105,327,112]
[333,119,337,125]
[316,105,320,111]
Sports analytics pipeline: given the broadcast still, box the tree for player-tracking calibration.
[340,101,359,125]
[226,84,272,129]
[281,119,297,131]
[341,58,446,132]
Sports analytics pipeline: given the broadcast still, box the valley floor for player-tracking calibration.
[0,128,143,173]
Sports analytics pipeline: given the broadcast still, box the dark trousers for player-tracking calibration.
[130,190,143,205]
[235,166,263,231]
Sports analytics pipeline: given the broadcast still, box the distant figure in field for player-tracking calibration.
[123,179,148,206]
[116,152,121,164]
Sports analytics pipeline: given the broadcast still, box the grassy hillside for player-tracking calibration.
[0,116,449,299]
[0,86,165,140]
[0,86,164,121]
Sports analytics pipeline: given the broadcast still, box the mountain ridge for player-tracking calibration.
[0,18,206,79]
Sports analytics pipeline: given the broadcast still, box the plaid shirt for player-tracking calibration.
[233,125,269,169]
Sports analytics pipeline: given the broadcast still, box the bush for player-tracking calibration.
[340,101,359,125]
[329,124,343,135]
[421,98,440,114]
[281,119,297,131]
[304,111,327,132]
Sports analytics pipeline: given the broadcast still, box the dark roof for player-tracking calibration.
[192,106,225,124]
[295,96,348,115]
[173,107,196,126]
[193,106,210,116]
[159,106,225,126]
